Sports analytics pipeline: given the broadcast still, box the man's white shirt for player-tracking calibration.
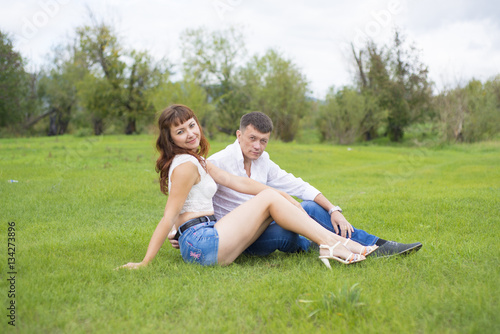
[208,140,320,219]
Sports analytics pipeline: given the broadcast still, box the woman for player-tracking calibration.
[120,105,377,269]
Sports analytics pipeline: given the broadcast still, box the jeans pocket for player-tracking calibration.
[180,239,204,265]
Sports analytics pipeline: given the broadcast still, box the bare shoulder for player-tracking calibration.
[171,160,200,183]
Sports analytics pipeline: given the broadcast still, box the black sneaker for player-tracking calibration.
[372,241,422,258]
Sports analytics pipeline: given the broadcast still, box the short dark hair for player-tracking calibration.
[240,112,273,133]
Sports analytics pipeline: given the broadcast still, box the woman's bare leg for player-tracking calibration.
[215,189,366,265]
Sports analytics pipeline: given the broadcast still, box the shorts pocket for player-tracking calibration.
[180,240,204,265]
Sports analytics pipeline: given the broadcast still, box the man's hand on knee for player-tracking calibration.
[331,212,354,239]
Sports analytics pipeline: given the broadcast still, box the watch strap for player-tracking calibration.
[328,206,342,215]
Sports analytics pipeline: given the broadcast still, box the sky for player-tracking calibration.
[1,0,499,98]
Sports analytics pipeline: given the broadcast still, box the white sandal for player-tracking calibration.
[344,239,378,256]
[319,242,365,269]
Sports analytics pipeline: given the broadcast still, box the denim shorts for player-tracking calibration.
[178,220,219,266]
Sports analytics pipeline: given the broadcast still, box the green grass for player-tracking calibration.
[0,135,499,333]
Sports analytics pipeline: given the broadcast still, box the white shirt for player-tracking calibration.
[208,140,320,219]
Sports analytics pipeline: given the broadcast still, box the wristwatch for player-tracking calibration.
[328,206,342,215]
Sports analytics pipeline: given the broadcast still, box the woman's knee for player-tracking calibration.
[257,188,280,200]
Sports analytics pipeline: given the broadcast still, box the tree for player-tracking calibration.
[318,86,384,144]
[77,19,167,135]
[180,26,246,134]
[76,20,124,134]
[121,50,167,134]
[77,73,114,135]
[150,78,212,129]
[437,76,500,142]
[38,41,89,135]
[351,29,432,142]
[239,49,310,142]
[0,31,27,128]
[387,31,432,141]
[351,42,391,140]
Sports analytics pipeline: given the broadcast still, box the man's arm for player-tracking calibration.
[266,158,354,238]
[312,193,354,238]
[266,159,320,200]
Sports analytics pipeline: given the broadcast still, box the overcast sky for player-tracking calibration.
[2,0,499,98]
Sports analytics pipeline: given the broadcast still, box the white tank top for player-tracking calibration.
[168,154,217,214]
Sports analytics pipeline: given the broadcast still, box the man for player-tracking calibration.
[171,112,422,257]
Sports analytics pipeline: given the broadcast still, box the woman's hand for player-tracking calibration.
[167,226,180,249]
[117,262,147,270]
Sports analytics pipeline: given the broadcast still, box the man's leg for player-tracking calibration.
[243,222,311,256]
[301,201,422,256]
[301,201,378,246]
[244,200,376,256]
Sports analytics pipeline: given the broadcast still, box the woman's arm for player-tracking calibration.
[207,160,269,195]
[119,162,199,269]
[206,161,304,212]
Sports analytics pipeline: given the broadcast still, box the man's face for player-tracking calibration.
[236,125,270,162]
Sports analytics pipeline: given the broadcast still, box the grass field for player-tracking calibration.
[0,135,499,333]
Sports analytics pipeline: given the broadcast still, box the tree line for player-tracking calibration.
[1,19,499,143]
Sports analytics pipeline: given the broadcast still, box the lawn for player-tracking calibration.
[0,135,499,333]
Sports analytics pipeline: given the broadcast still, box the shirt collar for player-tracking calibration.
[232,139,244,162]
[231,139,246,172]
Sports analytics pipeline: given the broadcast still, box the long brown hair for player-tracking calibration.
[155,104,210,195]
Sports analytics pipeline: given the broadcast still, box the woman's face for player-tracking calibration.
[170,117,201,151]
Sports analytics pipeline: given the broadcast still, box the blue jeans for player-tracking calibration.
[178,221,219,266]
[243,201,379,256]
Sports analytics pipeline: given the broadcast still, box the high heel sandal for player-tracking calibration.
[319,242,365,269]
[343,239,378,256]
